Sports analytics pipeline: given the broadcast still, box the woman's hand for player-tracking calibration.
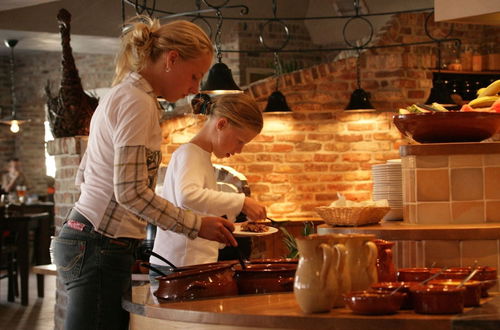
[198,216,237,247]
[242,197,267,221]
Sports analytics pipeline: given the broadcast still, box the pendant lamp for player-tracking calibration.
[1,39,30,133]
[345,53,375,112]
[200,10,242,95]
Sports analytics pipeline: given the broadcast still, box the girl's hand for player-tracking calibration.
[242,197,267,221]
[198,216,237,246]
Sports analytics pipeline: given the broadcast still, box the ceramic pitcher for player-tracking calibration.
[294,235,346,313]
[344,234,378,291]
[318,233,350,307]
[373,239,397,282]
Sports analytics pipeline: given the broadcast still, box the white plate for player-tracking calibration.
[233,223,279,237]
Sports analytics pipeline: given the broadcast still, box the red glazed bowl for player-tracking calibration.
[371,282,417,309]
[154,263,237,301]
[397,267,440,282]
[233,263,296,295]
[434,266,497,297]
[410,284,465,314]
[429,279,481,307]
[344,290,406,315]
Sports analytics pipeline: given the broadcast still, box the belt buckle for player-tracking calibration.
[67,220,87,231]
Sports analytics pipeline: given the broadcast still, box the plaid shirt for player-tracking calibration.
[75,72,201,239]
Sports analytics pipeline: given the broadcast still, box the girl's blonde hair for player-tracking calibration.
[112,16,213,86]
[192,93,263,133]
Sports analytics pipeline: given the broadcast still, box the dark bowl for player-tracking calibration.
[397,267,440,282]
[410,284,465,314]
[371,281,417,309]
[428,279,481,307]
[344,290,406,315]
[393,112,500,143]
[433,266,497,297]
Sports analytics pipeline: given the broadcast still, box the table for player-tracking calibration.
[124,284,500,330]
[0,211,52,305]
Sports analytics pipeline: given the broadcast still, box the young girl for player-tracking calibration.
[150,93,266,271]
[51,17,237,330]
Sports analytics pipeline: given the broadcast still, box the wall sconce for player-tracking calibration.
[200,8,242,95]
[0,39,30,133]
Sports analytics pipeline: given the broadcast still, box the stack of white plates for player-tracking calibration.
[372,159,403,221]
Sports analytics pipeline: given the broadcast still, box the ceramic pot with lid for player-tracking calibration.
[154,263,237,301]
[233,262,296,295]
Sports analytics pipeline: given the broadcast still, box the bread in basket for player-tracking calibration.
[315,196,390,227]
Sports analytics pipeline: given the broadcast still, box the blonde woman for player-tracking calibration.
[51,17,236,330]
[150,93,266,273]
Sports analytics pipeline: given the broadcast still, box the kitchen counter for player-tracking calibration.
[124,283,500,330]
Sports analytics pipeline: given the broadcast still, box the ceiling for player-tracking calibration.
[0,0,471,57]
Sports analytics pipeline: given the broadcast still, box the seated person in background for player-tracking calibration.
[1,158,28,194]
[150,93,266,275]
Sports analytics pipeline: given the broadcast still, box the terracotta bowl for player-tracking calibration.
[429,279,481,307]
[154,263,237,301]
[371,282,417,309]
[233,263,297,295]
[410,284,465,314]
[397,267,440,282]
[344,290,406,315]
[434,266,497,297]
[393,112,500,143]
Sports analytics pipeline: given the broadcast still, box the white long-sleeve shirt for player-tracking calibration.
[150,143,245,266]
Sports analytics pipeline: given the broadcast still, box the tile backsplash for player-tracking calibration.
[402,144,500,225]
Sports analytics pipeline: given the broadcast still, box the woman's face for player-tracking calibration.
[212,118,258,159]
[159,51,213,102]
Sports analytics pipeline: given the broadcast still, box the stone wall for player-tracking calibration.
[0,51,114,196]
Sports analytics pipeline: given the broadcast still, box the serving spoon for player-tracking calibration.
[457,268,480,288]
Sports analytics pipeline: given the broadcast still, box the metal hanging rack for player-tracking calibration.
[121,0,460,55]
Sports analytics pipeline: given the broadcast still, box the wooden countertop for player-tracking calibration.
[125,284,500,330]
[316,221,500,240]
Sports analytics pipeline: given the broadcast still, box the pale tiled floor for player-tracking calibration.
[0,272,56,330]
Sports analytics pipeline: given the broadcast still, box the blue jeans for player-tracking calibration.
[51,223,138,330]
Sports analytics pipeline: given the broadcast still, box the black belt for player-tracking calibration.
[65,208,140,248]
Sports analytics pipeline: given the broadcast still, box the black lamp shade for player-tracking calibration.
[201,62,242,95]
[264,91,292,113]
[345,88,375,112]
[425,80,455,105]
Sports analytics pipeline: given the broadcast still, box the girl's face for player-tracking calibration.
[159,51,213,102]
[212,118,258,159]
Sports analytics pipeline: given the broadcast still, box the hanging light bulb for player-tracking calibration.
[200,10,242,95]
[1,39,30,133]
[10,120,20,133]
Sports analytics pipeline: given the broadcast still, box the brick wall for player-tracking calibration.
[160,13,500,219]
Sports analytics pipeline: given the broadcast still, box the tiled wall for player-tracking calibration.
[402,150,500,224]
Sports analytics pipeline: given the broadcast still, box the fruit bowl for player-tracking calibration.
[393,111,500,143]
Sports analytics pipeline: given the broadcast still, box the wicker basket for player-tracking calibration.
[315,206,391,226]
